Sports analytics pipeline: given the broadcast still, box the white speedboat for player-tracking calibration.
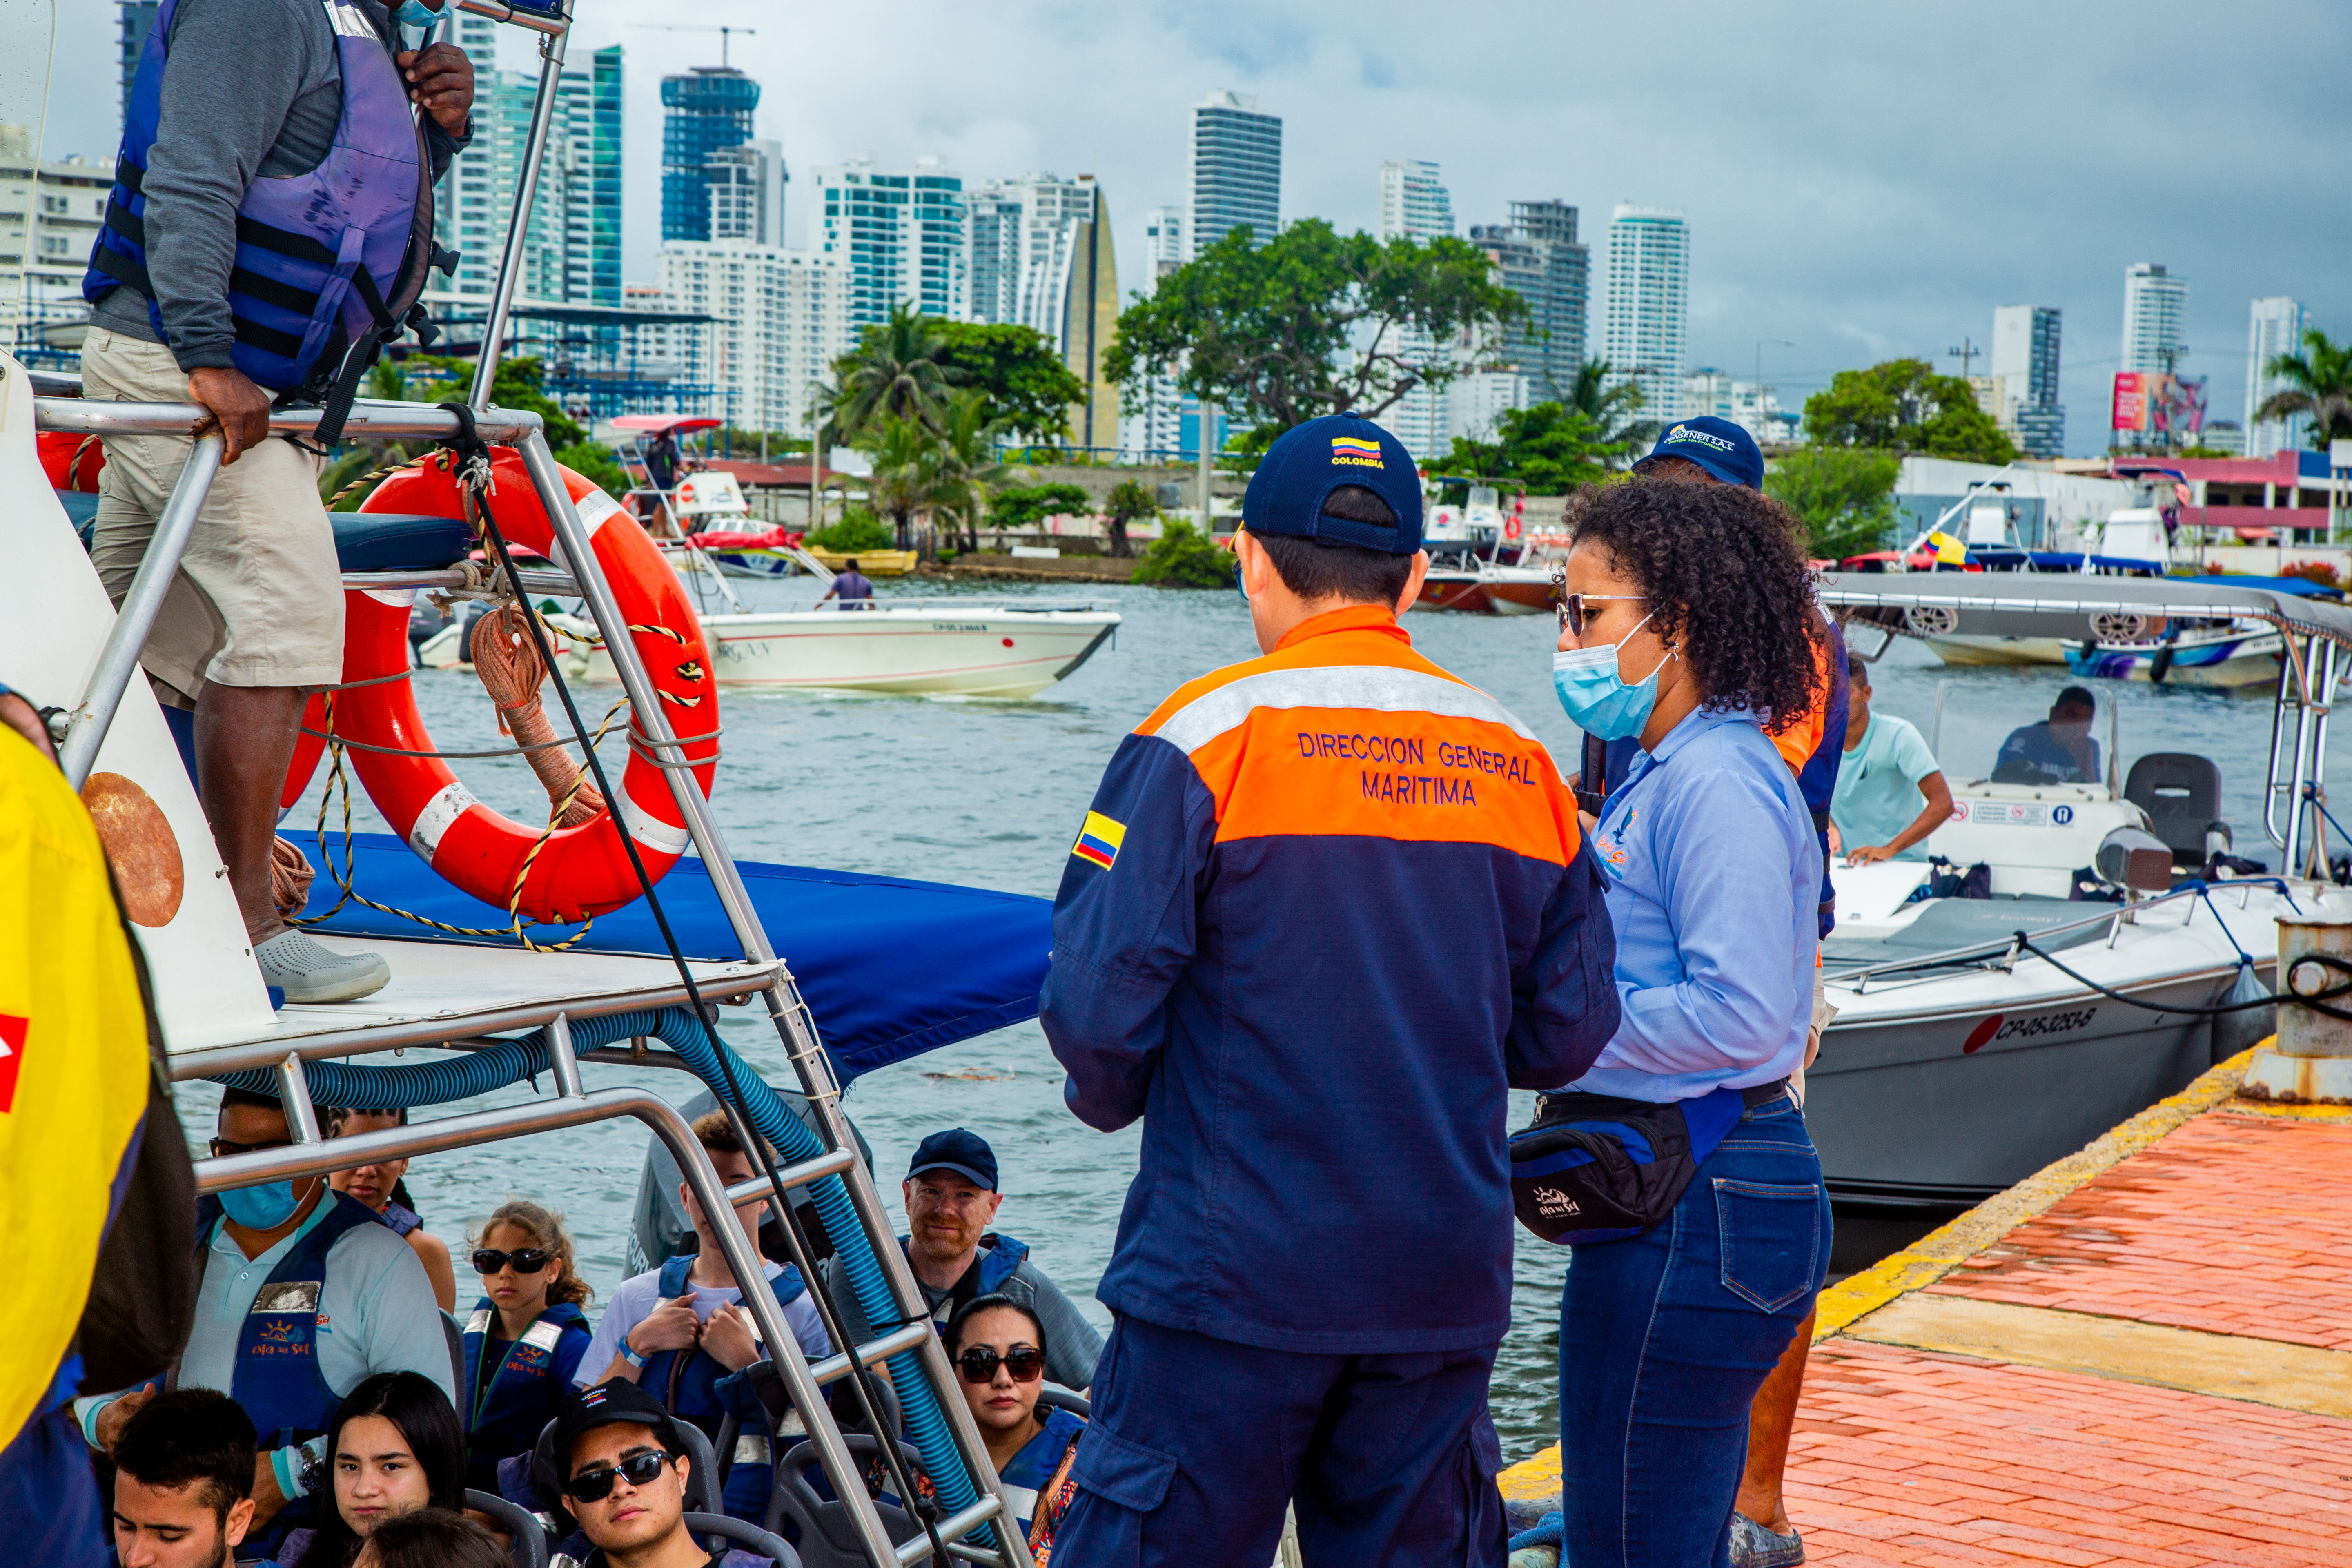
[1810,571,2351,1211]
[546,601,1120,699]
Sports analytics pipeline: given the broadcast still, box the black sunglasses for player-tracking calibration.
[472,1247,552,1275]
[955,1345,1045,1385]
[565,1449,670,1502]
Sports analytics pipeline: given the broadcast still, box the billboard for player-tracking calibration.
[2111,372,2208,436]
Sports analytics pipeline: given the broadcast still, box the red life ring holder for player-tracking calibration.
[283,448,717,924]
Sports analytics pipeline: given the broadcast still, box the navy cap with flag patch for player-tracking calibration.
[1241,412,1424,554]
[1635,416,1765,489]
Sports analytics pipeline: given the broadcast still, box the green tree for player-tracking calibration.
[808,507,893,553]
[1105,219,1528,442]
[2256,327,2352,450]
[1102,479,1158,560]
[824,304,956,437]
[1134,518,1236,589]
[1562,358,1656,452]
[929,389,1011,554]
[1765,448,1902,561]
[553,440,632,502]
[988,483,1094,537]
[859,413,954,551]
[1437,402,1629,497]
[1802,358,2014,464]
[933,321,1088,444]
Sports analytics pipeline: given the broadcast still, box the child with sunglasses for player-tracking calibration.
[461,1199,595,1491]
[944,1294,1085,1560]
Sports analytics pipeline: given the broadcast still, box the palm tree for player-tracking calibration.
[861,413,956,552]
[827,303,960,438]
[929,390,1010,554]
[2256,327,2352,449]
[1564,357,1657,456]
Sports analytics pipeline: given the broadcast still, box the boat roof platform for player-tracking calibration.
[1497,1047,2352,1563]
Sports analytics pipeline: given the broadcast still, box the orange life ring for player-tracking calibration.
[1503,514,1523,542]
[282,448,717,924]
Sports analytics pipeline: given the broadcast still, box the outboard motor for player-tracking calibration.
[2096,825,2174,894]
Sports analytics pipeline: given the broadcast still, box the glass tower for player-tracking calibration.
[661,68,759,243]
[1601,204,1689,423]
[1185,90,1280,257]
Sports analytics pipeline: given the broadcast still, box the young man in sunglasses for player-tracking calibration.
[546,1381,778,1568]
[1041,414,1619,1566]
[76,1088,453,1560]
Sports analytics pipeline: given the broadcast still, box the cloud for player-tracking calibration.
[47,0,2352,452]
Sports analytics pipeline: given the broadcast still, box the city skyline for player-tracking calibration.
[53,0,2352,453]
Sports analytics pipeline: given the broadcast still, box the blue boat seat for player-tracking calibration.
[332,512,473,572]
[59,489,471,575]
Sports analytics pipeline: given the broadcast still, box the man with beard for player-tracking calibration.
[111,1390,258,1568]
[821,1129,1102,1392]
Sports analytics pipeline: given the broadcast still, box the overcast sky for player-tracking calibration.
[47,0,2352,455]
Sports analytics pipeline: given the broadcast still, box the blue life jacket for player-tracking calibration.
[642,1253,810,1523]
[996,1404,1085,1540]
[85,0,434,399]
[461,1300,591,1492]
[191,1189,386,1552]
[380,1199,422,1237]
[902,1231,1029,1332]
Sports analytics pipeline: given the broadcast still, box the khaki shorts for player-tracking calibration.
[82,327,342,700]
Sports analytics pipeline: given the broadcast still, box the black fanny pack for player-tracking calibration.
[1509,1081,1786,1246]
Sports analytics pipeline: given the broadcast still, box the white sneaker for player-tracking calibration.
[256,929,392,1004]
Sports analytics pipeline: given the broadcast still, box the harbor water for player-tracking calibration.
[185,571,2352,1461]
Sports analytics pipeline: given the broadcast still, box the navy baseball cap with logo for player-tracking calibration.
[908,1128,998,1191]
[1635,415,1765,489]
[542,1379,686,1488]
[1241,412,1425,554]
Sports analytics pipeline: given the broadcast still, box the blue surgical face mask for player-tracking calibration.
[1552,612,1673,743]
[392,0,444,29]
[219,1177,310,1231]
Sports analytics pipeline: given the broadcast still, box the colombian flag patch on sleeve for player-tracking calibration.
[1071,811,1125,870]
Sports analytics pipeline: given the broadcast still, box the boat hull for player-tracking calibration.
[2063,632,2284,688]
[1920,634,2071,667]
[567,608,1120,699]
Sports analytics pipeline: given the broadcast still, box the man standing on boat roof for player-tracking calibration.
[80,0,475,1004]
[1040,412,1620,1566]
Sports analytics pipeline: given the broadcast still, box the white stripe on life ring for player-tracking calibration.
[575,489,625,537]
[615,785,692,858]
[362,586,417,609]
[408,780,481,864]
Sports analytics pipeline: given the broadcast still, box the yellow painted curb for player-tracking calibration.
[1494,1043,2271,1502]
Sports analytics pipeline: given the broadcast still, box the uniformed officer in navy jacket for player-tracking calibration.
[1040,414,1619,1566]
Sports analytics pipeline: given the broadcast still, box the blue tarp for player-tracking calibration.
[281,830,1051,1082]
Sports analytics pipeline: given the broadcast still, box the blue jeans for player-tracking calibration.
[1049,1316,1509,1567]
[1557,1092,1832,1568]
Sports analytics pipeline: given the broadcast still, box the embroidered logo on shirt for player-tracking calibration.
[1071,811,1125,871]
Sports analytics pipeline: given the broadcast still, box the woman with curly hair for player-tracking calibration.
[1539,477,1834,1568]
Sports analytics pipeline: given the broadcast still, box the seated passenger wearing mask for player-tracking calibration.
[575,1112,829,1525]
[1994,687,2101,785]
[543,1381,779,1568]
[111,1389,258,1568]
[79,1088,453,1562]
[820,1129,1102,1392]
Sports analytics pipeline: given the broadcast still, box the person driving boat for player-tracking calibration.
[1993,688,2102,784]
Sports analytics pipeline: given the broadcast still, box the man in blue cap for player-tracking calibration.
[820,1128,1103,1390]
[1611,414,1844,1568]
[1040,413,1620,1565]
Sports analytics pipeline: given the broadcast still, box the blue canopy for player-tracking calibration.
[282,830,1051,1082]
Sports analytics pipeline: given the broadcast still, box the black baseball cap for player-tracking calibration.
[1634,416,1765,489]
[907,1128,997,1191]
[549,1380,685,1481]
[1240,412,1425,554]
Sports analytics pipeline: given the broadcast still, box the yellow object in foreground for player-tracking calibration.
[0,728,151,1448]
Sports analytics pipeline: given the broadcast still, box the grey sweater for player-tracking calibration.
[92,0,469,371]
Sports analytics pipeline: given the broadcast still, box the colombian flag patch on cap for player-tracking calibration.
[1330,436,1384,468]
[1071,811,1125,870]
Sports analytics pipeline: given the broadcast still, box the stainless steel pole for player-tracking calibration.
[512,431,1028,1565]
[468,26,568,410]
[194,1086,911,1565]
[59,433,222,788]
[1198,396,1214,532]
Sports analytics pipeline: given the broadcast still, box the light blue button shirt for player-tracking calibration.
[76,1190,452,1497]
[1569,706,1820,1103]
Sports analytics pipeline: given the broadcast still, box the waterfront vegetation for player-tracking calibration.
[1133,519,1235,589]
[1800,357,2015,464]
[1766,447,1902,561]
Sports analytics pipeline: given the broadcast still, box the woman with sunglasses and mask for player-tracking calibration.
[944,1294,1086,1557]
[1539,480,1834,1568]
[461,1199,595,1490]
[269,1372,467,1568]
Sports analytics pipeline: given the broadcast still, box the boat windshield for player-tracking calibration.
[1985,682,2116,789]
